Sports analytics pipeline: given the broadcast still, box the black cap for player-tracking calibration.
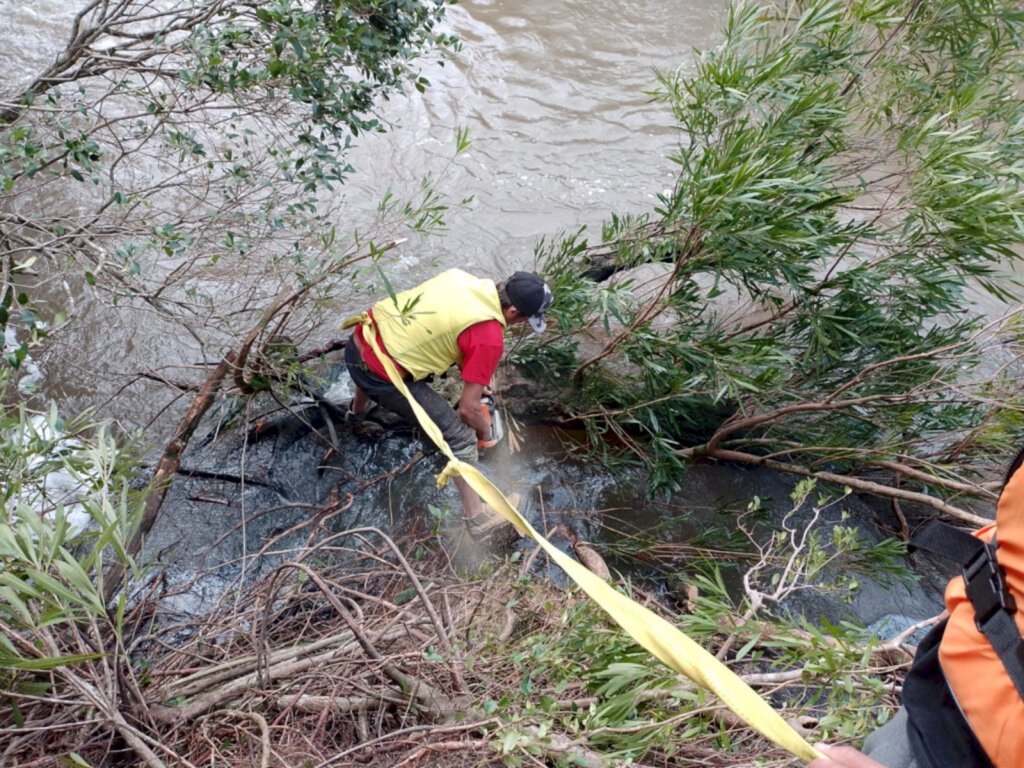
[506,272,553,334]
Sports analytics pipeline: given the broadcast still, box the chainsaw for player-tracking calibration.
[478,393,504,449]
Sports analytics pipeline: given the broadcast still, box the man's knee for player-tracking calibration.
[451,440,478,464]
[435,406,477,460]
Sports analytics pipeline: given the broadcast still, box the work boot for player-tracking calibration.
[345,408,384,439]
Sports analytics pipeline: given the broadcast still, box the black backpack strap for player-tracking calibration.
[912,520,1024,701]
[910,519,985,562]
[962,540,1024,700]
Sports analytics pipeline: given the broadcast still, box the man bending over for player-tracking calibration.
[344,268,553,542]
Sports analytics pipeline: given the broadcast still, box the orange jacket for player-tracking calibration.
[940,466,1024,767]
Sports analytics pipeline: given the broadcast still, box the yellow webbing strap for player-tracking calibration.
[346,312,823,763]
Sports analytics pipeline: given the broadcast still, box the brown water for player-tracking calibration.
[0,0,727,432]
[342,1,728,278]
[5,1,1021,430]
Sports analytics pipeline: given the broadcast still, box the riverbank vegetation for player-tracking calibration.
[529,0,1024,521]
[3,0,1024,766]
[1,418,917,766]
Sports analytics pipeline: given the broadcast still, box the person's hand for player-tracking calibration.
[807,744,887,768]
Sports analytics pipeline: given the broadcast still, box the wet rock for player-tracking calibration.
[144,394,450,608]
[143,369,958,637]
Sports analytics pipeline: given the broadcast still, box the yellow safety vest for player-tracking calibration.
[370,269,506,381]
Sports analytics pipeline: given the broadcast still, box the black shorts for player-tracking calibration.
[344,337,478,461]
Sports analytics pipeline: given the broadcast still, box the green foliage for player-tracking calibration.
[485,490,911,764]
[536,0,1024,493]
[0,392,143,673]
[0,377,151,764]
[186,0,456,186]
[0,0,456,381]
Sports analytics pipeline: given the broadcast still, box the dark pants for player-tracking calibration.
[862,708,919,768]
[344,337,478,462]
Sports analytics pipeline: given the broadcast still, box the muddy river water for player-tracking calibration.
[1,0,728,428]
